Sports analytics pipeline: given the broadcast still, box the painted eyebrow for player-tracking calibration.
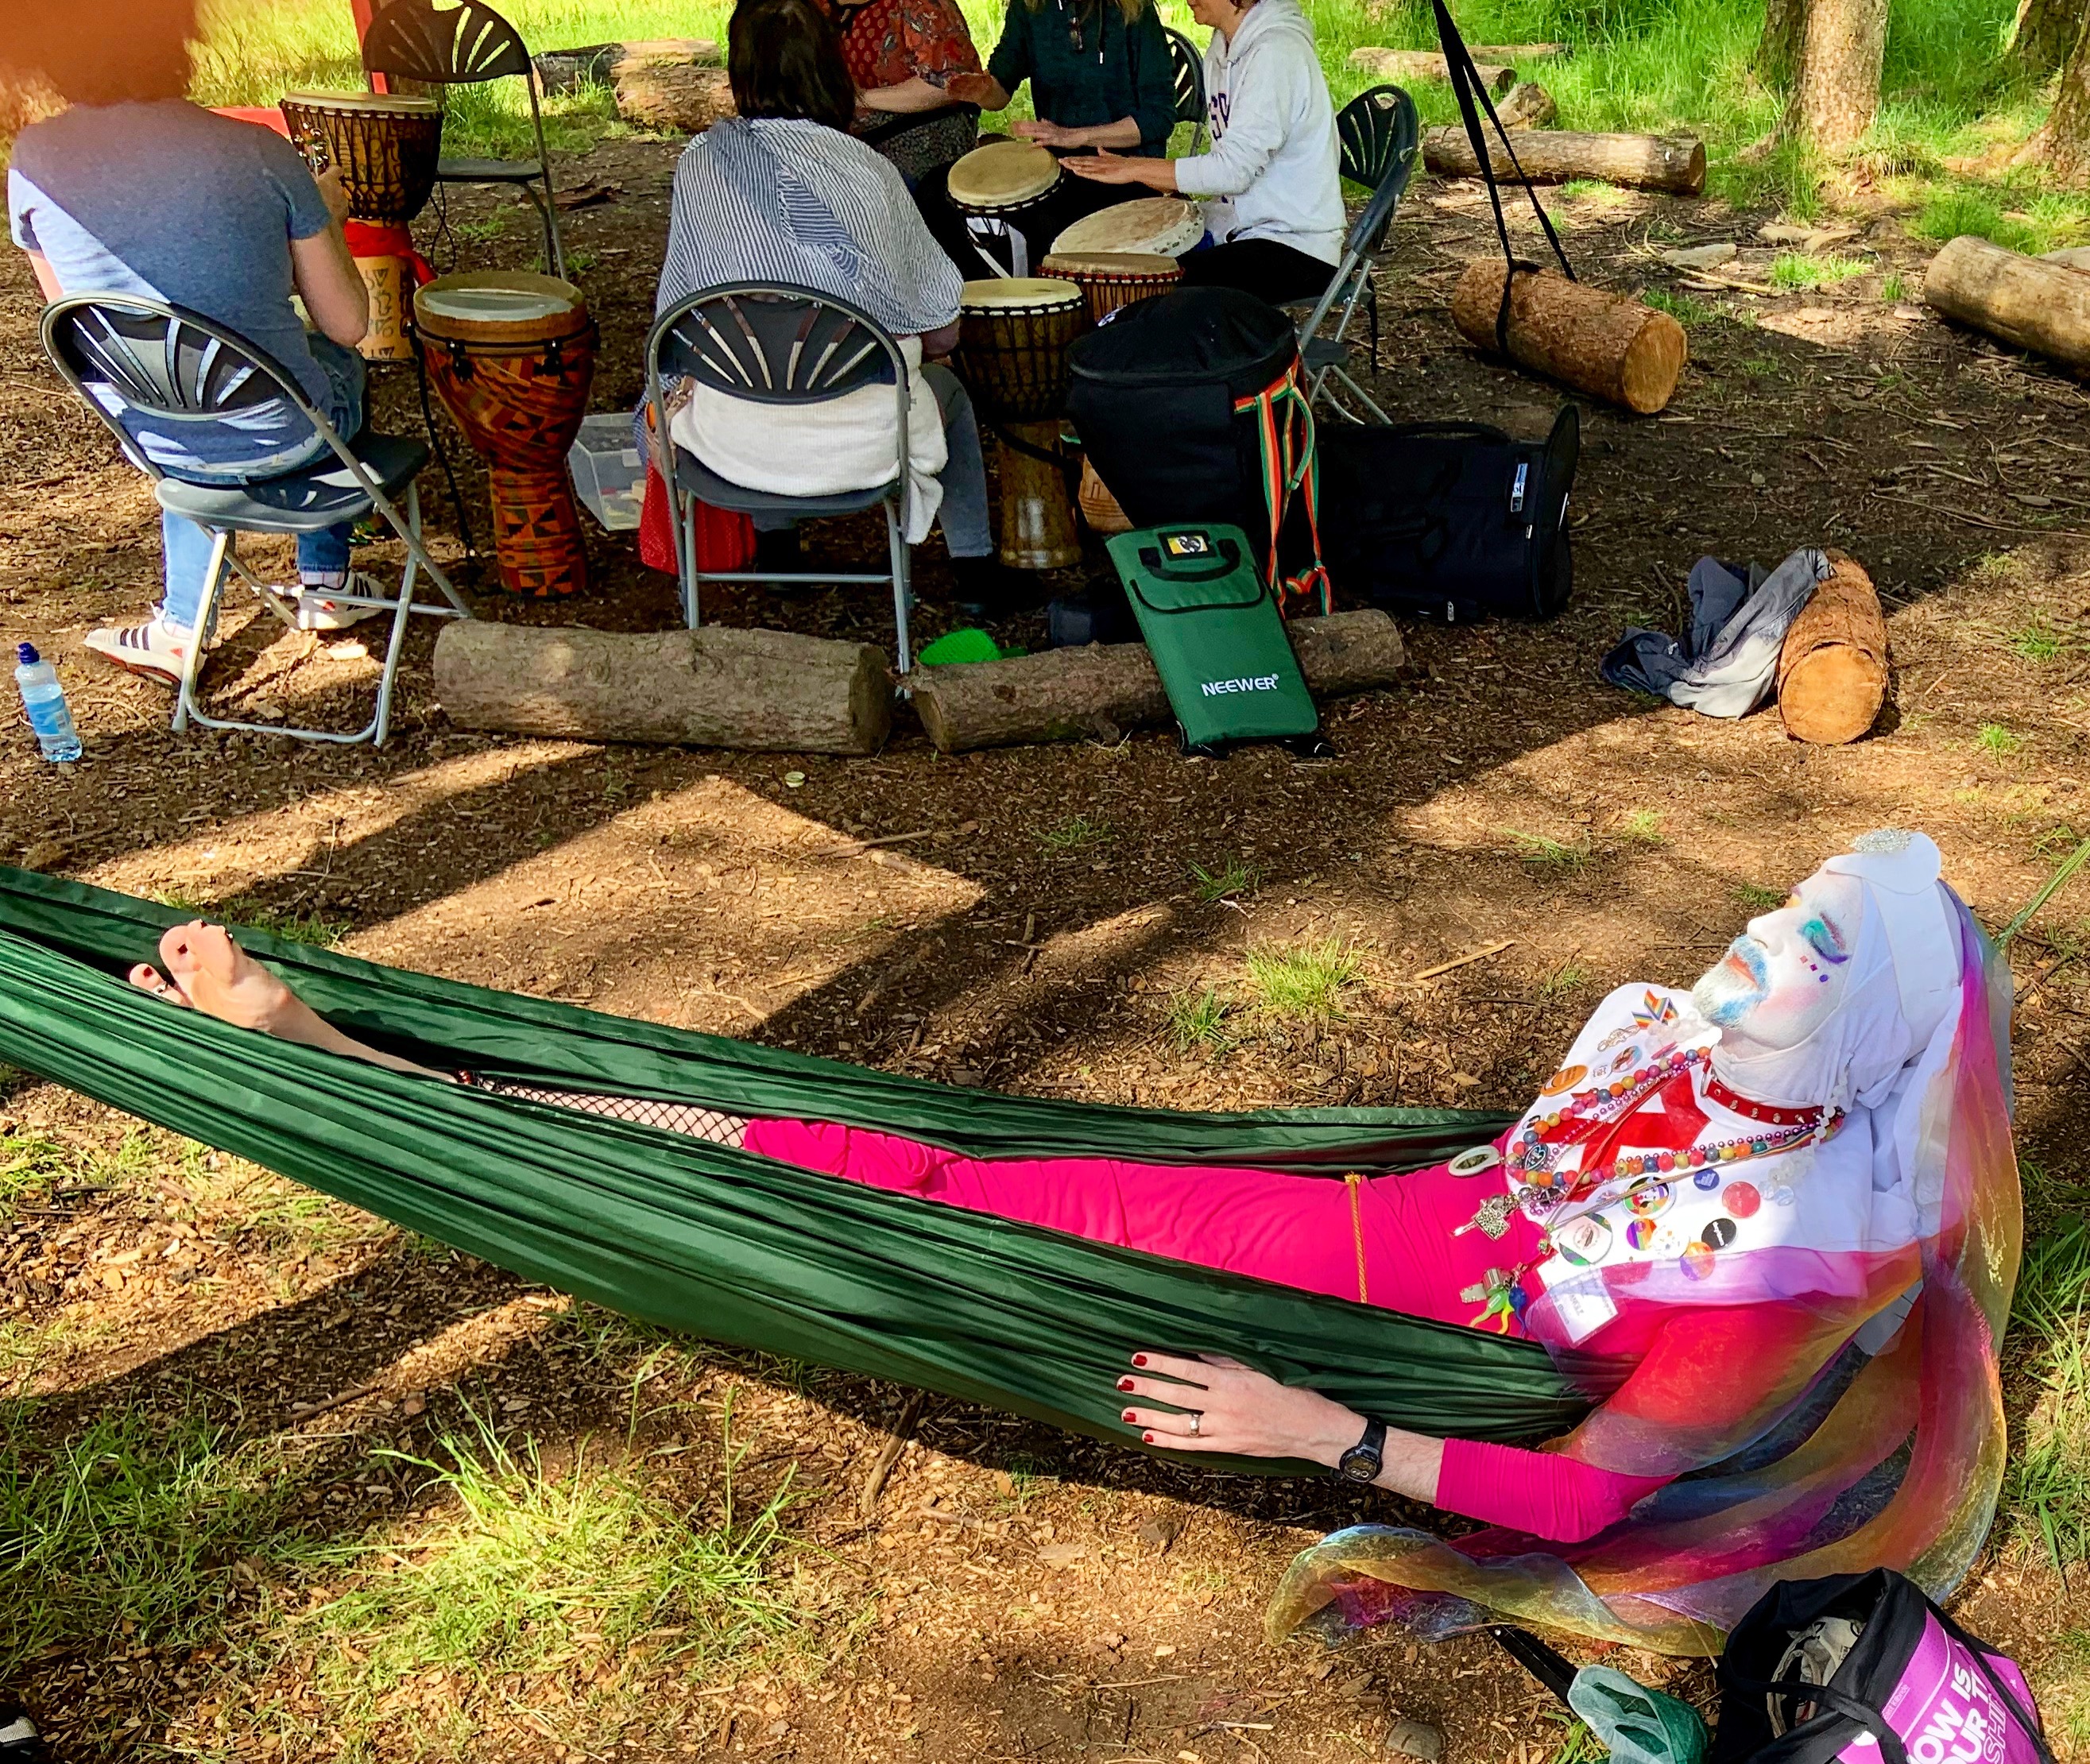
[1800,912,1848,960]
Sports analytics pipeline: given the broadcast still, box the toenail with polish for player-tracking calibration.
[1122,1409,1136,1422]
[1142,1432,1155,1443]
[1132,1354,1148,1367]
[1117,1377,1134,1391]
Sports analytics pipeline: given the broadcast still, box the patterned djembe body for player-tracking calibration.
[414,273,598,596]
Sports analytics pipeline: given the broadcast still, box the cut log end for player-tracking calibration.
[1452,261,1687,414]
[1776,552,1889,745]
[1619,311,1690,414]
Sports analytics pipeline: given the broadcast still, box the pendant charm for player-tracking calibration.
[1453,1191,1515,1240]
[1462,1267,1518,1332]
[1449,1144,1502,1178]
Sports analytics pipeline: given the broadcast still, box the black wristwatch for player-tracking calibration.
[1334,1418,1387,1484]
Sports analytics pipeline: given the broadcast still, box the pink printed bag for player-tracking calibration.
[1712,1570,2049,1764]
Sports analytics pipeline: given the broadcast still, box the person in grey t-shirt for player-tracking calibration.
[7,3,377,685]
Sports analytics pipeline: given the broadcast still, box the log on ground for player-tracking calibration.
[533,37,718,94]
[434,622,893,754]
[1422,128,1706,194]
[909,611,1405,753]
[1451,261,1687,413]
[1465,41,1569,59]
[612,60,737,132]
[1922,234,2090,369]
[1348,48,1515,92]
[1776,553,1888,745]
[1498,82,1558,128]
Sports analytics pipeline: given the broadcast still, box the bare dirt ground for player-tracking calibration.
[2,129,2089,1764]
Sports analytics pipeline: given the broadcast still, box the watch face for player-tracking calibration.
[1336,1446,1380,1483]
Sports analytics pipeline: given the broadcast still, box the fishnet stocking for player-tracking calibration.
[466,1075,749,1147]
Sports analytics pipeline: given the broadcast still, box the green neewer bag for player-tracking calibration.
[1106,523,1325,756]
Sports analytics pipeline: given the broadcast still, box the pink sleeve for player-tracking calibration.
[1436,1437,1672,1543]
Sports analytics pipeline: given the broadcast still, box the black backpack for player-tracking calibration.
[1314,405,1579,624]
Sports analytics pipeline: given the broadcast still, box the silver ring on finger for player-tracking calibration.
[1188,1411,1202,1437]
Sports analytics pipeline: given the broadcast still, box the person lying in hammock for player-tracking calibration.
[130,829,2007,1588]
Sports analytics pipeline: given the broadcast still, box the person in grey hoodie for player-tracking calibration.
[1064,0,1343,304]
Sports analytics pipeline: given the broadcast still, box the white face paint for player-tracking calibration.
[1692,869,1864,1053]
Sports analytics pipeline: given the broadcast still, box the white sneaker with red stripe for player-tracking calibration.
[290,574,385,632]
[81,617,195,687]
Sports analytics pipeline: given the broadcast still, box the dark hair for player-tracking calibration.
[2,0,198,104]
[727,0,857,133]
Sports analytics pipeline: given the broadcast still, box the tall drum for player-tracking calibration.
[279,91,443,225]
[946,140,1062,277]
[414,273,598,598]
[953,277,1086,571]
[281,91,444,363]
[1047,196,1206,260]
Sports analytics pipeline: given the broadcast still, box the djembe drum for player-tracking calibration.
[946,140,1062,277]
[953,277,1086,571]
[281,91,443,362]
[414,272,598,597]
[1048,196,1206,260]
[1037,250,1182,325]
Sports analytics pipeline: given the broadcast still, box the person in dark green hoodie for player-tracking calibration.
[917,0,1179,272]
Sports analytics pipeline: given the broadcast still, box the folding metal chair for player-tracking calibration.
[646,283,915,675]
[41,295,471,747]
[1295,84,1420,424]
[362,0,565,279]
[1164,27,1208,151]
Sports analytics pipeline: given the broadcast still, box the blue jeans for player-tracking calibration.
[159,335,366,635]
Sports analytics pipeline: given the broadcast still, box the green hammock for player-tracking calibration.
[0,866,1593,1469]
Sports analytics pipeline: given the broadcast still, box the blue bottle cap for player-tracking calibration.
[16,643,37,666]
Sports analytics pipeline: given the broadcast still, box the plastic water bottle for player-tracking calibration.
[14,644,82,763]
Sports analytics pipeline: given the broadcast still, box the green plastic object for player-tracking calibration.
[0,865,1596,1465]
[917,628,1004,666]
[1568,1667,1709,1764]
[1105,523,1321,752]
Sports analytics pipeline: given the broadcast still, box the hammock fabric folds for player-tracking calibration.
[0,867,1595,1468]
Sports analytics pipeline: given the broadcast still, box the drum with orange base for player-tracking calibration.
[415,272,598,597]
[1038,250,1182,326]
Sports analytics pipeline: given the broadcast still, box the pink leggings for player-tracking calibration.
[738,1116,1668,1541]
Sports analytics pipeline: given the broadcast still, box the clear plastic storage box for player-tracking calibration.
[567,412,645,532]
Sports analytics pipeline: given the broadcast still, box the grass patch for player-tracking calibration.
[1188,856,1260,903]
[0,1404,320,1679]
[1538,962,1590,1000]
[0,1124,67,1218]
[2003,1210,2090,1573]
[1617,809,1667,845]
[1508,829,1595,872]
[153,888,352,947]
[285,1406,803,1758]
[1164,988,1236,1054]
[1733,882,1789,912]
[1880,272,1909,303]
[1767,251,1872,290]
[2007,619,2082,661]
[1039,814,1114,854]
[1240,938,1361,1021]
[1642,288,1717,326]
[1978,721,2024,759]
[1910,186,2090,257]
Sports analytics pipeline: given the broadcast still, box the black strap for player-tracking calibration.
[1429,0,1573,350]
[1488,1627,1577,1707]
[1722,1671,1911,1764]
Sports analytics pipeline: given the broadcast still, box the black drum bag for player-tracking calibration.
[1316,405,1581,624]
[1068,288,1318,598]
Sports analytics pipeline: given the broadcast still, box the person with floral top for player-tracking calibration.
[819,0,986,184]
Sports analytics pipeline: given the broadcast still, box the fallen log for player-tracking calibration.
[1922,234,2090,370]
[611,60,737,133]
[1347,48,1514,93]
[1465,41,1569,59]
[1423,128,1706,195]
[1451,261,1686,414]
[433,622,892,755]
[533,37,719,95]
[1776,553,1887,745]
[909,610,1405,753]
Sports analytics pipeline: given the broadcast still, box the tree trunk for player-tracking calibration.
[1921,234,2090,367]
[613,62,737,133]
[433,623,894,754]
[2045,0,2090,184]
[1422,128,1705,192]
[1450,262,1688,413]
[1776,553,1887,745]
[1755,0,1806,82]
[1783,0,1890,152]
[909,612,1406,753]
[2008,0,2082,75]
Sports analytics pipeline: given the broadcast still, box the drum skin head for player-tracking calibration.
[958,277,1086,311]
[1039,250,1181,279]
[1049,197,1203,259]
[281,90,441,115]
[947,140,1059,210]
[415,271,591,342]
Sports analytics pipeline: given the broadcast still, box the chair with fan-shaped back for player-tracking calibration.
[1163,27,1207,152]
[40,294,471,747]
[646,284,915,674]
[1295,83,1419,423]
[361,0,564,278]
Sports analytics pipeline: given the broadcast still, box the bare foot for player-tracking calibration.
[128,920,308,1037]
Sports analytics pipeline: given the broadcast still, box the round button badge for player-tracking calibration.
[1701,1216,1739,1250]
